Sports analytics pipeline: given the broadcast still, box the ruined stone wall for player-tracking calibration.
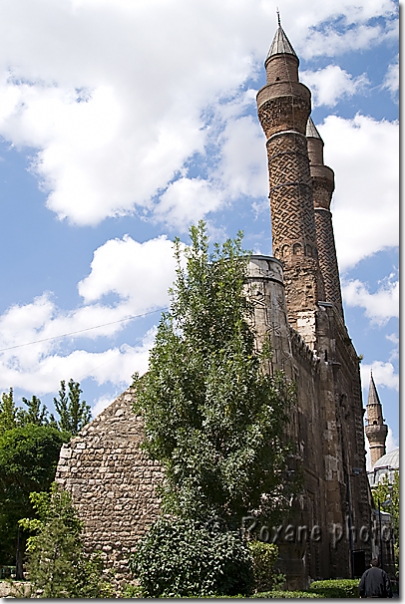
[55,388,162,585]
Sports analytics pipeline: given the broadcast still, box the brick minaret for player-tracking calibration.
[365,372,388,467]
[307,117,344,318]
[256,18,325,328]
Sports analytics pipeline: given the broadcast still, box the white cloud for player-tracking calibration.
[301,66,369,107]
[155,178,224,232]
[0,326,156,396]
[215,115,267,199]
[318,114,398,271]
[0,0,398,228]
[360,361,399,392]
[342,274,398,324]
[383,56,399,97]
[0,234,175,394]
[78,235,176,306]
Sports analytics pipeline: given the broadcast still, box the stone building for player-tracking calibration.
[56,21,372,587]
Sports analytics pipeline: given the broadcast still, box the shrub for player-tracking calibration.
[253,590,325,598]
[19,484,114,598]
[249,541,279,592]
[309,579,359,598]
[129,517,254,597]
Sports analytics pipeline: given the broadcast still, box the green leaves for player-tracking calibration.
[53,379,91,436]
[129,517,254,597]
[0,425,68,565]
[19,484,114,598]
[133,222,297,528]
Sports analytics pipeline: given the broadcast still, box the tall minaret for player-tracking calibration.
[256,16,325,329]
[306,117,344,318]
[365,372,388,467]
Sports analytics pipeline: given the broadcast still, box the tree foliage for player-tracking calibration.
[0,388,18,433]
[372,471,399,569]
[129,517,254,597]
[19,484,114,598]
[0,425,68,566]
[53,379,91,436]
[133,222,297,528]
[0,379,89,568]
[249,541,279,593]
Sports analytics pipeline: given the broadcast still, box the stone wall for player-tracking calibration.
[55,388,162,585]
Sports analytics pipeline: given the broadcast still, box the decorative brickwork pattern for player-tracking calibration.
[314,207,343,317]
[258,96,309,137]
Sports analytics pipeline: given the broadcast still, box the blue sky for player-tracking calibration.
[0,0,398,468]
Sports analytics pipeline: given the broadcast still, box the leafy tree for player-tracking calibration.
[0,380,89,574]
[372,471,399,570]
[0,425,68,572]
[54,379,91,436]
[133,222,297,528]
[0,388,18,434]
[129,516,254,597]
[18,395,52,427]
[19,484,114,598]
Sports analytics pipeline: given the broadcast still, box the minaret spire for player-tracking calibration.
[365,372,388,467]
[277,8,281,27]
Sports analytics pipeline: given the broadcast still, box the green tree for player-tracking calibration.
[129,516,254,597]
[0,388,18,434]
[54,379,91,436]
[0,425,68,573]
[19,484,114,598]
[18,395,52,427]
[372,471,399,570]
[133,222,297,528]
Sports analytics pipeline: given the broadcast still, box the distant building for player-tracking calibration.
[368,448,399,488]
[364,375,397,574]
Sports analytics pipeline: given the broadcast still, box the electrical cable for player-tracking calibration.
[0,306,168,353]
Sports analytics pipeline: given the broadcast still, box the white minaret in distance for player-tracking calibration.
[365,372,388,467]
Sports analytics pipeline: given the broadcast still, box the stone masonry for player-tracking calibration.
[55,389,162,584]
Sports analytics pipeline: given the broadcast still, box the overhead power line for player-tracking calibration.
[0,307,168,353]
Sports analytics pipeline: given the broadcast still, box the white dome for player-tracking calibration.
[373,448,399,471]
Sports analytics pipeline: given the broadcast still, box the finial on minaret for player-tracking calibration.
[277,8,281,27]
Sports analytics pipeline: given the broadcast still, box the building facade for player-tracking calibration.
[56,22,372,587]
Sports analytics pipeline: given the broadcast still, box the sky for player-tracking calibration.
[0,0,398,469]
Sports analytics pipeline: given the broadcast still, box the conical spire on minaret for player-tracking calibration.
[266,13,298,63]
[306,116,323,141]
[365,372,388,467]
[368,371,382,407]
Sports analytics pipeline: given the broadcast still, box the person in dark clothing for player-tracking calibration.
[359,558,393,598]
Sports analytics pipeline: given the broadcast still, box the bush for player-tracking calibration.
[129,517,254,597]
[309,579,359,598]
[253,590,325,598]
[249,541,279,592]
[19,484,114,598]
